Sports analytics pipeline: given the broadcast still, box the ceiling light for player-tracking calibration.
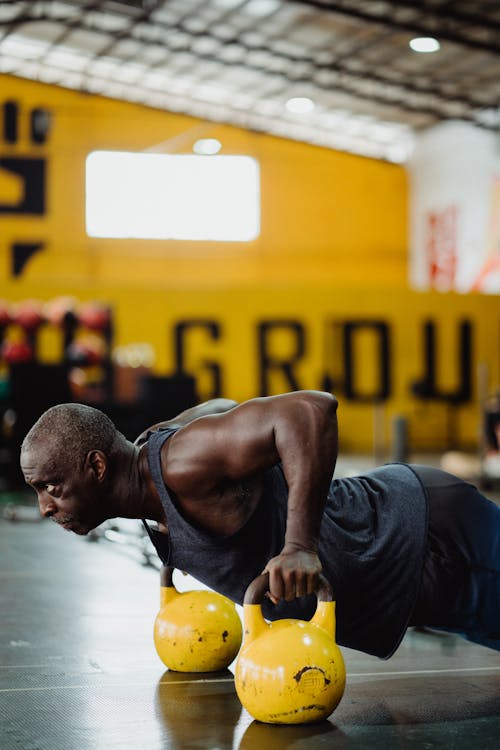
[285,97,315,114]
[193,138,222,155]
[1,34,50,59]
[409,37,440,53]
[245,0,281,16]
[213,0,242,8]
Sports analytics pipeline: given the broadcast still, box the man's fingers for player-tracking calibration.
[295,571,307,599]
[284,571,295,601]
[263,552,322,603]
[306,572,318,596]
[285,571,311,601]
[268,568,285,603]
[265,591,279,605]
[286,572,312,601]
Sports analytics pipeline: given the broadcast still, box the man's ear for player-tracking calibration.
[85,450,107,482]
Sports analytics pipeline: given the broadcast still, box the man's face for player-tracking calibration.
[20,443,106,535]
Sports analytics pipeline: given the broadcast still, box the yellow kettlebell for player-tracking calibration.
[235,573,346,724]
[154,566,243,672]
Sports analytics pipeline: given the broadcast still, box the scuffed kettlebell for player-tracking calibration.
[154,566,243,672]
[235,573,346,724]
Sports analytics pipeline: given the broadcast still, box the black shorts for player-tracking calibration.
[408,465,500,648]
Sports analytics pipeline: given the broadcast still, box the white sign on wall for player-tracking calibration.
[408,121,500,294]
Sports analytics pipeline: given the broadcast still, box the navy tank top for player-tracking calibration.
[145,429,428,658]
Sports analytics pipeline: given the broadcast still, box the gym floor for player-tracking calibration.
[1,485,499,750]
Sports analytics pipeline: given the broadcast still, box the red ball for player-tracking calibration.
[15,301,44,330]
[2,340,34,363]
[79,303,110,331]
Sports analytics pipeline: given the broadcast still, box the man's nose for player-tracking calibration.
[39,496,56,518]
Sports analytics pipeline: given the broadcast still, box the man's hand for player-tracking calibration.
[263,547,322,604]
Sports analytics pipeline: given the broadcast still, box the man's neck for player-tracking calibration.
[102,443,162,524]
[132,443,166,524]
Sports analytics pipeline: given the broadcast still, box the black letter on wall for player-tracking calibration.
[343,320,391,402]
[0,158,46,214]
[173,320,222,399]
[258,320,305,395]
[411,320,472,403]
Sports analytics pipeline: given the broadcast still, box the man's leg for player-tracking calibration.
[410,465,500,651]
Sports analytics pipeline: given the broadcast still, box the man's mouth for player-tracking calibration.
[54,516,75,531]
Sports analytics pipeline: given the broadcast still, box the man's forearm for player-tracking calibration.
[276,393,338,553]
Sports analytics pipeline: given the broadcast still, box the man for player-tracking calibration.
[20,390,500,658]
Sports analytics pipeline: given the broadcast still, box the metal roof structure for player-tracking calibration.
[1,0,499,161]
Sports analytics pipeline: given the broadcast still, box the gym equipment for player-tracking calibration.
[2,340,34,363]
[14,300,44,330]
[0,301,12,327]
[79,302,111,331]
[154,566,242,672]
[235,573,346,724]
[138,374,198,427]
[66,335,105,366]
[43,296,78,327]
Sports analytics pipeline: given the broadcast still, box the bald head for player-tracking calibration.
[22,403,127,471]
[20,403,136,535]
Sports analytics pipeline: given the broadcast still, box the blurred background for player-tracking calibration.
[1,0,500,500]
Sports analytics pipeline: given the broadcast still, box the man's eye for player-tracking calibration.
[45,484,58,494]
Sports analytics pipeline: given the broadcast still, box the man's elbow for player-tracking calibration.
[322,393,338,427]
[311,390,338,415]
[323,392,338,411]
[298,390,338,421]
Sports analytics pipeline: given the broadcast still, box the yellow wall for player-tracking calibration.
[1,74,498,452]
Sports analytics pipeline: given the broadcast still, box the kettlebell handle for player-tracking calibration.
[244,572,334,605]
[160,565,175,588]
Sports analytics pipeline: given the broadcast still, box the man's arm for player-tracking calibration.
[134,398,238,446]
[162,390,338,604]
